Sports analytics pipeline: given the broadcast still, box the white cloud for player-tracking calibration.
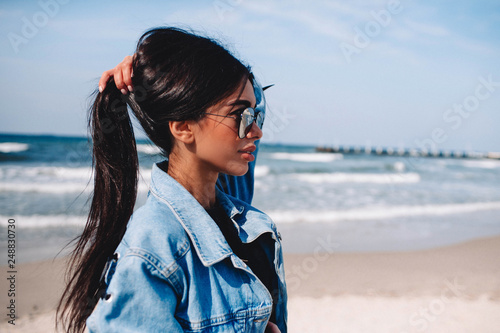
[404,19,449,37]
[452,37,498,55]
[322,0,391,20]
[48,17,139,42]
[240,1,350,39]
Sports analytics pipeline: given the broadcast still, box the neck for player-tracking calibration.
[167,148,218,209]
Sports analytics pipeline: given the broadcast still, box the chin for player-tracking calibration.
[223,163,249,177]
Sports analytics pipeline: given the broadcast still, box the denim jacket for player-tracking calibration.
[86,163,287,332]
[86,79,288,332]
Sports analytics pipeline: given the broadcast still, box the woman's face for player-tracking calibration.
[193,79,262,176]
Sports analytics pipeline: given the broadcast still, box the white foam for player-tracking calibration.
[0,142,29,153]
[138,179,150,193]
[0,179,151,194]
[53,167,93,179]
[137,144,161,155]
[267,201,500,224]
[393,162,406,172]
[0,182,90,193]
[0,166,92,181]
[1,165,151,179]
[0,166,152,193]
[254,165,270,177]
[3,203,500,228]
[293,172,421,184]
[460,160,500,169]
[270,152,343,162]
[0,215,87,228]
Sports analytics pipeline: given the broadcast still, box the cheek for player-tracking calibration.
[199,130,236,161]
[210,124,238,149]
[195,120,242,171]
[205,138,247,173]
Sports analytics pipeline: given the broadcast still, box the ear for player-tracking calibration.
[169,120,195,144]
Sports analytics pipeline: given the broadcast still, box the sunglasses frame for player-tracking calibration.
[204,107,264,139]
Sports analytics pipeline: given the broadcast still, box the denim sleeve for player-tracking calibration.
[86,255,183,333]
[216,77,266,205]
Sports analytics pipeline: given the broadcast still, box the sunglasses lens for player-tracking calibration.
[239,108,253,138]
[238,108,264,138]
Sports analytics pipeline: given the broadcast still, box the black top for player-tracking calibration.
[206,201,278,323]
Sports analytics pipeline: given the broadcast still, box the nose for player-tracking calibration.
[246,121,263,140]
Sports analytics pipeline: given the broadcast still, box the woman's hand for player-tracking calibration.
[98,55,134,94]
[265,322,281,333]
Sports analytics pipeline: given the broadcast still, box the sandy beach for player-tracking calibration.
[1,236,499,332]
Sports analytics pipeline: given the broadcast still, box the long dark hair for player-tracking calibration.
[57,27,251,333]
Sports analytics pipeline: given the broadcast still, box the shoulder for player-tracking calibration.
[120,197,191,269]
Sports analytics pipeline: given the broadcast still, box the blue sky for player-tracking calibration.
[1,0,499,152]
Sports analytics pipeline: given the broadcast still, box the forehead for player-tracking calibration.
[207,79,256,114]
[227,79,256,107]
[241,79,256,105]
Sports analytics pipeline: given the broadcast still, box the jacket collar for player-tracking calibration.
[149,161,275,267]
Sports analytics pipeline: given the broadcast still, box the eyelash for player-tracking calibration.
[229,109,246,117]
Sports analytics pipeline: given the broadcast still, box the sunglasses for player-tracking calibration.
[204,107,265,139]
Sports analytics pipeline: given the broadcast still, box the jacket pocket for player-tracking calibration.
[245,312,272,333]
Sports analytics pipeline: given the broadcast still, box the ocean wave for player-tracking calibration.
[0,166,92,180]
[293,172,421,184]
[392,162,406,172]
[2,202,500,229]
[267,201,500,224]
[0,177,151,193]
[0,215,87,228]
[460,160,500,169]
[137,144,161,155]
[1,165,152,180]
[0,182,90,193]
[1,164,271,192]
[255,165,270,177]
[269,152,343,162]
[0,142,29,153]
[0,181,151,194]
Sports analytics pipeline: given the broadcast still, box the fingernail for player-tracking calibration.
[120,89,127,95]
[99,85,103,93]
[127,85,133,92]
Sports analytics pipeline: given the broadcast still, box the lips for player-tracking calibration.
[238,145,256,154]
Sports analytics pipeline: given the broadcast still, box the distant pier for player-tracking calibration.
[316,145,500,160]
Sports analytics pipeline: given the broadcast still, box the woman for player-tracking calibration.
[57,27,287,332]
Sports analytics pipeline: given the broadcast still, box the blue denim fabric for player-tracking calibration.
[87,80,287,332]
[86,163,287,332]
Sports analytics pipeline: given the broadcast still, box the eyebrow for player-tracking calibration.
[227,100,253,108]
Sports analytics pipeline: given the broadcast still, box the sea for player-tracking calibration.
[1,133,500,263]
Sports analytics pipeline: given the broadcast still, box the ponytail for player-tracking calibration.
[57,26,252,332]
[57,80,139,333]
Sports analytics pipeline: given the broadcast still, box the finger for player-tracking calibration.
[98,70,113,93]
[123,55,133,66]
[113,69,128,94]
[122,55,134,91]
[121,62,133,92]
